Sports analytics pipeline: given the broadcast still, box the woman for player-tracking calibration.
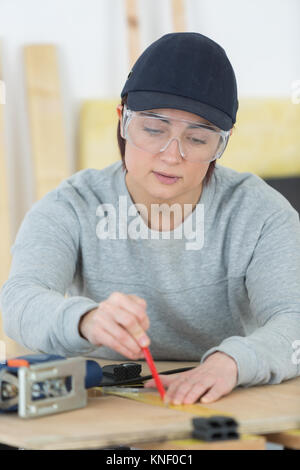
[1,33,300,406]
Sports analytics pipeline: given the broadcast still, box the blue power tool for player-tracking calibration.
[0,354,103,418]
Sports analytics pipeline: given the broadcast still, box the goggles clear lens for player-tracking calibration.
[122,105,230,163]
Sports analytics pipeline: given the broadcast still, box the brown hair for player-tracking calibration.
[116,95,216,185]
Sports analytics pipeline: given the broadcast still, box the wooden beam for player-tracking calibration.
[0,42,11,289]
[78,0,141,171]
[78,99,120,171]
[23,44,70,201]
[171,0,186,32]
[125,0,140,69]
[0,42,29,358]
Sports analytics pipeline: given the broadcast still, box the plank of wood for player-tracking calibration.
[171,0,186,32]
[77,99,120,171]
[96,387,231,418]
[23,44,70,200]
[0,41,12,356]
[89,359,300,435]
[132,433,266,450]
[0,42,28,358]
[223,98,300,177]
[206,377,300,434]
[265,429,300,450]
[78,0,140,172]
[125,0,140,69]
[0,395,194,450]
[96,382,300,436]
[0,392,261,450]
[1,359,298,449]
[0,42,11,292]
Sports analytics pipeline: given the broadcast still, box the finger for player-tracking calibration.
[182,382,212,405]
[127,294,150,330]
[144,374,180,388]
[100,301,150,348]
[165,376,190,398]
[93,327,143,360]
[109,304,150,348]
[164,373,214,404]
[97,315,143,357]
[127,294,147,308]
[145,370,197,390]
[109,292,149,329]
[166,381,195,406]
[143,379,156,388]
[200,383,226,404]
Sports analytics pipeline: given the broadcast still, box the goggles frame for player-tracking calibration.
[121,104,231,163]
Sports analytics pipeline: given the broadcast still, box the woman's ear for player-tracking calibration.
[116,104,123,119]
[117,104,124,138]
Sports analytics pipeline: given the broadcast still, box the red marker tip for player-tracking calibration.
[142,347,166,400]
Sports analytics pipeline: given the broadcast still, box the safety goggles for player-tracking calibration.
[121,105,230,163]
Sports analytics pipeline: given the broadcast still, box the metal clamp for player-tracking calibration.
[17,357,87,418]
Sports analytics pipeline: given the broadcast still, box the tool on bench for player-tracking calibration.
[0,353,193,418]
[0,354,240,442]
[101,362,142,385]
[0,354,102,418]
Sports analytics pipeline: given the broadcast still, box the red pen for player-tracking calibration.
[142,347,166,400]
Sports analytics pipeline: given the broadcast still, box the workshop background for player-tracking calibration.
[0,0,299,359]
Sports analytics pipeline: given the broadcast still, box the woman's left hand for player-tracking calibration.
[144,351,238,405]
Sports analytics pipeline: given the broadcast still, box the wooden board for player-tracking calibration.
[0,41,11,354]
[0,395,194,450]
[265,429,300,450]
[0,42,26,358]
[77,0,140,173]
[171,0,186,32]
[203,377,300,434]
[0,42,11,291]
[223,98,300,178]
[97,381,300,436]
[132,433,266,450]
[0,359,298,449]
[90,359,300,435]
[23,44,70,200]
[125,0,140,69]
[77,99,120,171]
[0,392,265,450]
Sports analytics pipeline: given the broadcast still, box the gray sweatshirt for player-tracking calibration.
[1,160,300,387]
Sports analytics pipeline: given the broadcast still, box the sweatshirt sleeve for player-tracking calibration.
[0,196,99,356]
[200,207,300,387]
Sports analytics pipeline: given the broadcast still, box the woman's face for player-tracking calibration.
[117,105,215,206]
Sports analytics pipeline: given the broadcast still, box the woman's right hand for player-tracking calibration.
[78,291,150,360]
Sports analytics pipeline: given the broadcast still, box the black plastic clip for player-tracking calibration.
[192,415,239,442]
[102,363,142,384]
